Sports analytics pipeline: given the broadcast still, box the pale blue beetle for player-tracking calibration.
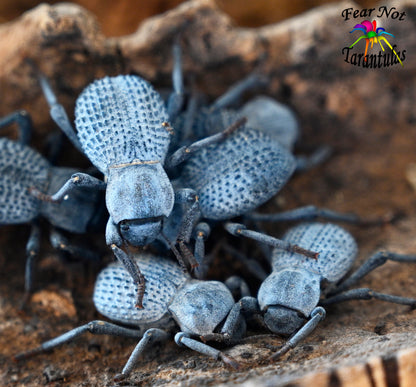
[15,253,245,381]
[240,222,416,359]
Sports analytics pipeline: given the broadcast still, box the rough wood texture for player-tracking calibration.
[1,0,416,386]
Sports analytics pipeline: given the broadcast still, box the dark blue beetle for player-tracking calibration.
[0,110,106,302]
[240,222,416,359]
[15,252,246,381]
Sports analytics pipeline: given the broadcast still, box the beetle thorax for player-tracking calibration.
[258,269,321,335]
[258,269,321,318]
[106,162,174,245]
[168,280,235,336]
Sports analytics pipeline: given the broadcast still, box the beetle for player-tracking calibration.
[0,110,106,304]
[171,68,330,173]
[239,222,416,359]
[168,44,395,256]
[212,81,383,225]
[14,252,246,382]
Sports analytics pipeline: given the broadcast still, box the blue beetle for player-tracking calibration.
[0,110,106,303]
[15,252,245,381]
[170,69,330,173]
[239,222,416,359]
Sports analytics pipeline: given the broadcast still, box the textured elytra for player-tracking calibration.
[180,127,296,220]
[75,75,171,174]
[0,139,50,224]
[272,223,358,283]
[93,254,189,326]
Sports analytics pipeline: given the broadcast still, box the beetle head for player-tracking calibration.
[263,305,305,335]
[118,217,163,245]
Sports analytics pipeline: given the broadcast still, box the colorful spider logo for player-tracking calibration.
[349,20,403,66]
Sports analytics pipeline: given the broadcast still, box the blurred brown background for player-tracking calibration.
[0,0,377,36]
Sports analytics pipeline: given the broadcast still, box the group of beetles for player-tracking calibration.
[2,43,416,382]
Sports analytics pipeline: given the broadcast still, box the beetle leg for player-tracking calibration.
[224,276,251,299]
[168,188,202,271]
[210,73,267,111]
[114,328,169,382]
[221,244,268,281]
[38,75,84,153]
[111,245,146,309]
[181,86,200,141]
[322,288,416,308]
[225,222,319,259]
[49,228,100,263]
[294,145,332,172]
[166,42,185,122]
[247,204,392,226]
[30,173,106,203]
[21,221,41,309]
[200,302,244,344]
[166,117,246,167]
[270,306,326,360]
[174,188,201,243]
[329,251,416,295]
[14,320,142,362]
[175,332,240,370]
[192,222,212,279]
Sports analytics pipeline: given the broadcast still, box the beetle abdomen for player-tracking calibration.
[75,75,171,174]
[0,139,49,224]
[272,223,358,282]
[93,254,189,326]
[180,127,296,220]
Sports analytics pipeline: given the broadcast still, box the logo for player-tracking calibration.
[341,6,406,68]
